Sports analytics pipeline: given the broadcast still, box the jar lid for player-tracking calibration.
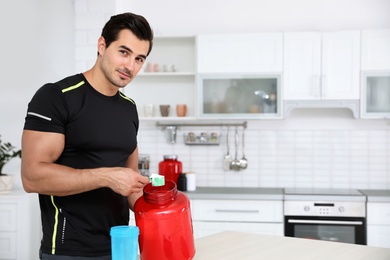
[163,154,178,160]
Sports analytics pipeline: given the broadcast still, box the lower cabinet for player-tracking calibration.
[190,199,283,239]
[0,190,41,260]
[367,202,390,248]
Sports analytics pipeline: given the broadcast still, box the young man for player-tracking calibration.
[21,12,153,259]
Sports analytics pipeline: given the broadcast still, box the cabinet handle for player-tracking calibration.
[288,219,363,226]
[313,75,320,97]
[215,209,260,214]
[322,75,327,97]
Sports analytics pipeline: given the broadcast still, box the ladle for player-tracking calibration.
[223,126,232,170]
[239,127,248,169]
[230,127,241,171]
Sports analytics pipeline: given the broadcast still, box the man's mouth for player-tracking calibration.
[117,69,132,79]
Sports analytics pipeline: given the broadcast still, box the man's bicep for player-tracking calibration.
[22,130,65,164]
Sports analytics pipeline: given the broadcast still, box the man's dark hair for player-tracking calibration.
[101,12,154,56]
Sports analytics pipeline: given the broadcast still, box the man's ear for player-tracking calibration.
[97,36,106,56]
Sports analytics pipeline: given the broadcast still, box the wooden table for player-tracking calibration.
[194,231,390,260]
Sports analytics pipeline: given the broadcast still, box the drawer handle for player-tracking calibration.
[215,209,259,214]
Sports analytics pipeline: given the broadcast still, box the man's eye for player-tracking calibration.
[120,50,128,55]
[136,57,145,63]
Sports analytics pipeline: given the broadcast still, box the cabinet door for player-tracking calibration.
[361,72,390,118]
[321,31,360,100]
[283,32,321,100]
[192,221,283,239]
[367,225,390,248]
[362,29,390,70]
[283,31,360,100]
[197,33,283,73]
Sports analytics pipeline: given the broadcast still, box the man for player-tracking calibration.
[21,12,152,259]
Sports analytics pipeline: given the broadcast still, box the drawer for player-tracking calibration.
[191,199,283,222]
[0,204,17,231]
[193,221,283,239]
[0,232,16,259]
[367,202,390,225]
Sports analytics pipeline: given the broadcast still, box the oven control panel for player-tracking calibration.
[284,201,366,217]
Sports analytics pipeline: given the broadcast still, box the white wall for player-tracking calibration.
[0,0,75,188]
[119,0,390,35]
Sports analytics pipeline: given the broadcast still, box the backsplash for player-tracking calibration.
[138,116,390,190]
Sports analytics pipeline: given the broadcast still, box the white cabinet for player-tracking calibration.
[191,199,283,239]
[0,190,40,260]
[198,74,282,119]
[197,33,283,119]
[367,202,390,248]
[361,72,390,118]
[197,33,283,73]
[360,30,390,119]
[361,29,390,71]
[126,36,197,119]
[283,31,361,100]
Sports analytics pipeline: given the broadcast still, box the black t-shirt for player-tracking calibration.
[23,73,139,256]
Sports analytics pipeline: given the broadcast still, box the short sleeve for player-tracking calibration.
[23,83,68,134]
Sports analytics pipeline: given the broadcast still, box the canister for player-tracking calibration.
[158,155,182,185]
[134,181,195,260]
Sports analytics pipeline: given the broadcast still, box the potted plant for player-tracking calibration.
[0,135,21,192]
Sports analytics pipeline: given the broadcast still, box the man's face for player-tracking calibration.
[98,29,149,88]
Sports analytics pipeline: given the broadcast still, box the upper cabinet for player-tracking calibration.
[283,31,361,100]
[197,33,283,73]
[361,30,390,119]
[361,29,390,71]
[196,33,283,119]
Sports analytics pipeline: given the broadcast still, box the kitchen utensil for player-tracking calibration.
[230,127,241,171]
[223,127,232,170]
[164,125,177,143]
[239,128,248,169]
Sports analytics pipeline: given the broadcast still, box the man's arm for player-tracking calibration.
[21,130,149,197]
[126,146,145,210]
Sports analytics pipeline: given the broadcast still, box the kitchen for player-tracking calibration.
[1,0,390,259]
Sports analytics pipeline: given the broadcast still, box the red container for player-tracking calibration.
[134,181,195,260]
[158,155,182,185]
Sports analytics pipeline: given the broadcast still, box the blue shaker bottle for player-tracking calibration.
[110,225,139,260]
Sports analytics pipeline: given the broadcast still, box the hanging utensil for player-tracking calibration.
[230,127,241,171]
[223,126,232,170]
[239,127,248,169]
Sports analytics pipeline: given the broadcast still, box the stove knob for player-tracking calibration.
[304,206,310,212]
[339,207,345,213]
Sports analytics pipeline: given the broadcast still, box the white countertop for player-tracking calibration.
[360,189,390,202]
[194,231,390,260]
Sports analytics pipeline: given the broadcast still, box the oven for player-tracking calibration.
[284,188,367,245]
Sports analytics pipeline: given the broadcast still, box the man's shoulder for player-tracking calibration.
[54,73,86,92]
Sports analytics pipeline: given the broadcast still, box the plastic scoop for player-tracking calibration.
[149,173,165,186]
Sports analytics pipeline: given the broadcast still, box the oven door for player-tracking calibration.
[284,216,366,245]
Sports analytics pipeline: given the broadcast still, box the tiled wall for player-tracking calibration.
[74,0,390,190]
[137,121,390,190]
